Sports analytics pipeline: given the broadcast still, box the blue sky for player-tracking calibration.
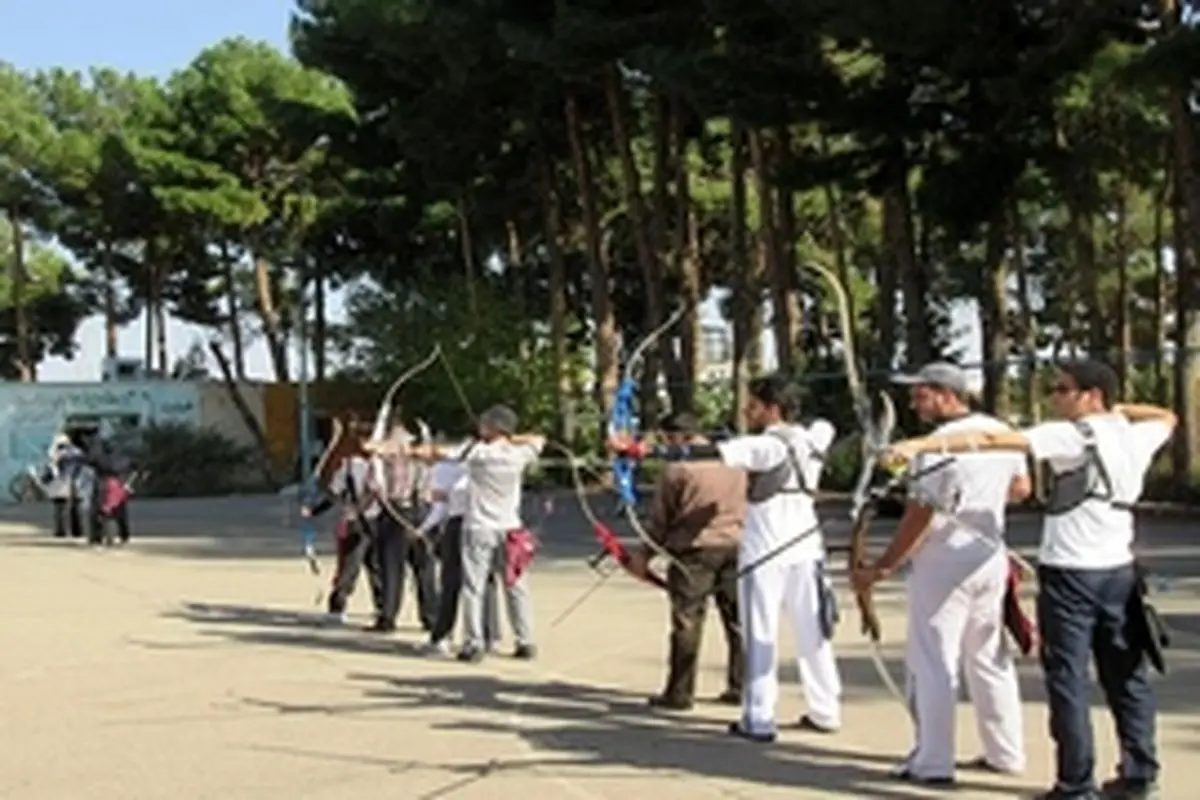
[4,0,983,384]
[4,0,303,382]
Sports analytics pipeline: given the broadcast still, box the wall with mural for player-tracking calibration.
[0,382,199,500]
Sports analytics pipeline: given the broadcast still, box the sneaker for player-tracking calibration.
[513,644,537,660]
[364,619,395,633]
[324,611,346,626]
[422,639,452,657]
[961,756,1023,775]
[457,647,484,663]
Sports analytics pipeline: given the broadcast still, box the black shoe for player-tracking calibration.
[715,689,741,706]
[1030,790,1102,799]
[513,644,537,660]
[364,619,395,633]
[796,714,838,734]
[53,530,66,538]
[1100,777,1160,799]
[960,756,1022,775]
[889,766,954,787]
[727,721,776,743]
[457,647,484,663]
[648,694,693,711]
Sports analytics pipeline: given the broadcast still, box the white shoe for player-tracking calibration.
[324,612,346,626]
[422,639,452,657]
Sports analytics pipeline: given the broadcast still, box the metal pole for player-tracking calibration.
[297,282,313,493]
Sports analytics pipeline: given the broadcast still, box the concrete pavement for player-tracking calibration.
[0,493,1198,799]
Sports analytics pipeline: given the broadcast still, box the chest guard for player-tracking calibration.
[745,430,825,504]
[1044,421,1134,517]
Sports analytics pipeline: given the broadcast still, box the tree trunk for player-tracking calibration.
[102,239,117,360]
[538,152,575,442]
[604,64,665,420]
[884,153,928,366]
[1066,176,1104,357]
[252,251,289,381]
[1164,0,1200,479]
[980,208,1010,416]
[457,198,478,319]
[672,100,700,413]
[208,340,278,488]
[775,125,803,362]
[1012,202,1038,425]
[729,119,753,431]
[143,261,154,370]
[565,89,619,416]
[9,211,31,381]
[220,242,245,379]
[1153,163,1169,406]
[1114,181,1132,399]
[748,129,790,370]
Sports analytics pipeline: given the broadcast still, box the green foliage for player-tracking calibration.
[135,422,259,497]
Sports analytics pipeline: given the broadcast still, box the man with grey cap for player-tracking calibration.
[383,404,545,662]
[851,361,1029,786]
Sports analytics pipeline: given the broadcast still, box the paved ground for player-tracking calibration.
[1,491,1199,799]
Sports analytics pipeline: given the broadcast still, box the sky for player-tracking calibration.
[3,0,983,384]
[3,0,300,382]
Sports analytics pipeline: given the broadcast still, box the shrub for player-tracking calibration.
[135,422,259,497]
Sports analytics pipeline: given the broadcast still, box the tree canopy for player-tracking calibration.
[2,0,1199,492]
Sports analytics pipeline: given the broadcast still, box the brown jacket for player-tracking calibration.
[647,460,746,554]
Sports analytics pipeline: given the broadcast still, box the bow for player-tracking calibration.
[606,304,692,582]
[807,259,906,704]
[299,415,344,578]
[369,346,443,537]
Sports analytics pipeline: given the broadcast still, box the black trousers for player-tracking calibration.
[88,504,130,544]
[662,546,743,701]
[1037,564,1158,796]
[375,510,440,629]
[429,516,501,644]
[52,499,83,538]
[328,520,381,615]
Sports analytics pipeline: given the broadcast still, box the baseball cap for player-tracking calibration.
[891,362,970,395]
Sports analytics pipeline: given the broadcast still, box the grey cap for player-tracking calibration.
[479,404,518,435]
[891,361,970,395]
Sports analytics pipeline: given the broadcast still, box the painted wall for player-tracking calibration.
[0,382,200,499]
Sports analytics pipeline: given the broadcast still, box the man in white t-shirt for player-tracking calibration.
[419,446,502,655]
[384,405,545,663]
[854,362,1029,786]
[885,360,1175,800]
[616,374,841,741]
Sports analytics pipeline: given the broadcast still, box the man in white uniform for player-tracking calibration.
[618,375,841,740]
[853,362,1028,786]
[885,360,1175,800]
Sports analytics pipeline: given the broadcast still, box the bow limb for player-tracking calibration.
[610,303,694,583]
[807,260,906,703]
[370,347,443,540]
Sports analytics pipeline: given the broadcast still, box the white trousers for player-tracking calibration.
[904,549,1025,777]
[739,557,842,734]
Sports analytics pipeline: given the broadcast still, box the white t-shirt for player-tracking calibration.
[329,456,381,521]
[458,438,543,532]
[429,459,469,518]
[716,420,835,565]
[1024,414,1172,569]
[909,413,1027,564]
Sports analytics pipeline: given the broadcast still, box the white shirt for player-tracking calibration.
[716,420,835,565]
[431,459,469,517]
[909,413,1027,564]
[459,438,543,532]
[329,456,381,521]
[1024,414,1172,569]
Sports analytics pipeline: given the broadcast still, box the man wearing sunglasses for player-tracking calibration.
[882,360,1175,800]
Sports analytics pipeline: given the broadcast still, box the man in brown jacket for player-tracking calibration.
[637,412,746,711]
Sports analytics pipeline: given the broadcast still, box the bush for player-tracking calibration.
[135,422,259,497]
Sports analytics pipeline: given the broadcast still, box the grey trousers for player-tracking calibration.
[461,526,534,649]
